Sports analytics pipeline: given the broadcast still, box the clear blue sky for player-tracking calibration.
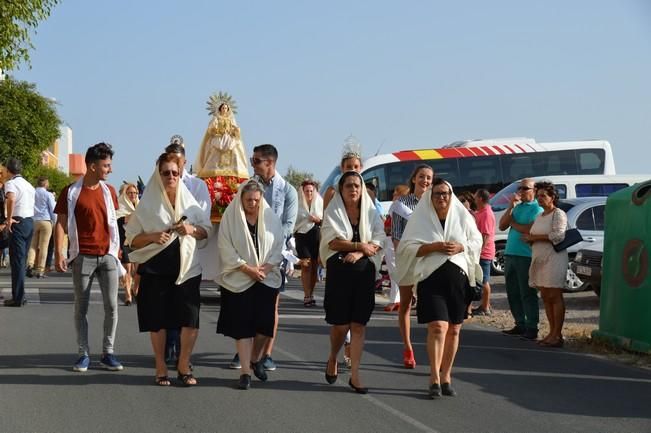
[14,0,651,185]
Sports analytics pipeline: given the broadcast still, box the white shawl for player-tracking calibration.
[217,181,284,293]
[125,166,212,285]
[396,187,483,288]
[295,188,324,234]
[115,190,138,220]
[319,178,384,271]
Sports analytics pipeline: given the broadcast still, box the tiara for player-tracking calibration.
[206,91,238,116]
[169,134,184,146]
[341,135,362,160]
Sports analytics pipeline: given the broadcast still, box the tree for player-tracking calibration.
[28,165,75,196]
[285,165,318,191]
[0,0,61,71]
[0,77,61,174]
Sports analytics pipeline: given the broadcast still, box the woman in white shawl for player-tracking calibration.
[320,171,384,394]
[116,182,139,305]
[216,179,284,391]
[125,153,211,387]
[396,178,482,399]
[294,179,323,307]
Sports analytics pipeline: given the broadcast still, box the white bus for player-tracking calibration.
[321,137,616,211]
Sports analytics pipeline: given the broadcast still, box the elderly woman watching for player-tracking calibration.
[397,178,482,399]
[320,171,384,394]
[126,153,211,387]
[216,179,284,390]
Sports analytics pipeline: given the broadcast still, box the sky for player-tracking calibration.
[13,0,651,185]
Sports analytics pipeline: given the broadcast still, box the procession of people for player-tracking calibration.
[0,92,573,399]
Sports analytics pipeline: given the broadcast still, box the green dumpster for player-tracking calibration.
[592,179,651,352]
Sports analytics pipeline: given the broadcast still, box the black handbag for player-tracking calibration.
[465,282,482,304]
[551,209,583,252]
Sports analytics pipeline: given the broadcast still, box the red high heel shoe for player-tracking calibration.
[403,348,416,369]
[384,303,399,312]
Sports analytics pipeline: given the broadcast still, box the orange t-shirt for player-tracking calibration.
[55,183,119,256]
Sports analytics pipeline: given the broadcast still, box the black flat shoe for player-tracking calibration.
[325,359,337,384]
[238,374,251,390]
[502,326,524,336]
[429,383,442,399]
[441,382,457,397]
[4,299,26,307]
[348,379,368,394]
[251,361,268,382]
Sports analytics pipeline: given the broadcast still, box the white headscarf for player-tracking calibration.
[217,179,284,293]
[125,164,212,285]
[295,183,324,234]
[115,185,138,219]
[319,172,384,271]
[396,183,483,288]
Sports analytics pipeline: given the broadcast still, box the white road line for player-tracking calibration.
[273,345,441,433]
[453,366,651,384]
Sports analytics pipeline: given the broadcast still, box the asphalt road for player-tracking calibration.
[1,268,650,433]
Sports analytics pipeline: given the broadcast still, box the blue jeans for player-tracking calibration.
[9,217,34,302]
[72,254,119,355]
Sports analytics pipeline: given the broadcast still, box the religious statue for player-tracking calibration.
[195,92,250,221]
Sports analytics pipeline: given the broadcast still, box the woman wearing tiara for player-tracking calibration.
[195,92,250,221]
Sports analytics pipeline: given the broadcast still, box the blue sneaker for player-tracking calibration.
[100,353,124,371]
[229,353,241,369]
[261,355,277,371]
[73,355,90,372]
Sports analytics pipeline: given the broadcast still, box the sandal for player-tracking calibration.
[177,372,197,387]
[304,296,312,307]
[155,376,171,386]
[310,296,316,306]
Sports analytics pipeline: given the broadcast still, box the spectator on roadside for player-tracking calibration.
[3,158,35,306]
[116,182,139,305]
[54,143,124,372]
[294,179,323,308]
[126,152,211,386]
[498,178,543,340]
[458,191,475,211]
[470,188,495,316]
[27,176,56,279]
[396,178,482,398]
[0,179,9,269]
[522,181,568,347]
[216,179,284,390]
[320,171,384,394]
[383,184,410,312]
[392,164,434,369]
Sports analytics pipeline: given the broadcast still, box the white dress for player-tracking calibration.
[528,209,569,289]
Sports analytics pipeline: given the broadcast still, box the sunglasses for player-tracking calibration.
[160,170,180,177]
[433,191,451,198]
[518,186,533,191]
[250,157,269,165]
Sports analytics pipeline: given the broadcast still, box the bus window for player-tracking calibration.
[530,151,578,176]
[501,155,534,182]
[575,183,628,197]
[427,159,460,187]
[577,149,605,174]
[458,156,503,193]
[556,184,567,199]
[362,166,389,201]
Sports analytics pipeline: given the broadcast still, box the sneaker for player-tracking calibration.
[261,355,277,371]
[26,267,34,278]
[471,307,492,316]
[73,355,90,372]
[502,326,525,336]
[99,353,124,371]
[229,353,241,369]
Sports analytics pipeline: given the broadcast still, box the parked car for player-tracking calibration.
[491,197,606,291]
[571,240,604,297]
[490,175,648,275]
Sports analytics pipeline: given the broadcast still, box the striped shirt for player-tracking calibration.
[390,193,419,241]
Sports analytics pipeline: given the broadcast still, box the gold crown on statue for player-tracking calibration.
[341,135,362,160]
[206,91,238,116]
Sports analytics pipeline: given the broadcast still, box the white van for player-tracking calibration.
[490,174,650,275]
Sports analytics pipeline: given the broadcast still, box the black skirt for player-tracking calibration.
[416,260,467,325]
[136,273,201,332]
[217,282,279,340]
[294,226,320,259]
[324,253,376,326]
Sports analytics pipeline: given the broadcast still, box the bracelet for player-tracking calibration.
[354,241,358,251]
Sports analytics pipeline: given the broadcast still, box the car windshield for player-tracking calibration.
[490,182,519,211]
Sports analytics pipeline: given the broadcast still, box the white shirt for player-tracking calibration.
[4,175,35,218]
[182,169,211,221]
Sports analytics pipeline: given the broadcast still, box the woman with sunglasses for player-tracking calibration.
[126,152,211,387]
[397,178,482,398]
